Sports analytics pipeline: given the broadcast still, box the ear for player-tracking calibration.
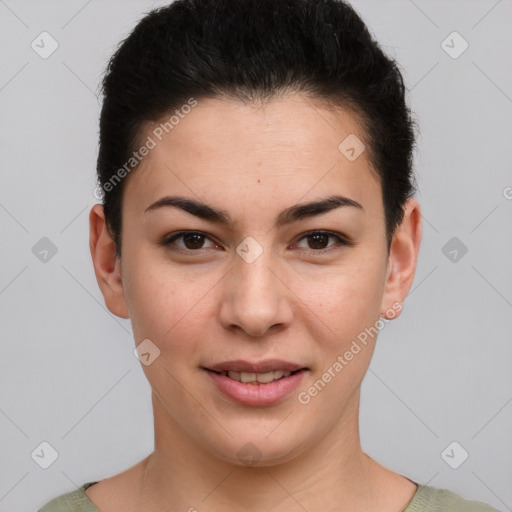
[380,198,422,319]
[89,204,129,319]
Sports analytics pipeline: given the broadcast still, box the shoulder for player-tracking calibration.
[405,482,502,512]
[37,482,100,512]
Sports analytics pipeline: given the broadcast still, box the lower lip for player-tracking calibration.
[205,369,307,406]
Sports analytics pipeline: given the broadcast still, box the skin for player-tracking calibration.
[88,92,422,511]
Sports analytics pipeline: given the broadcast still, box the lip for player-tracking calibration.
[206,359,307,374]
[205,367,307,406]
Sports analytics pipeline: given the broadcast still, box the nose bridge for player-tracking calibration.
[219,239,293,337]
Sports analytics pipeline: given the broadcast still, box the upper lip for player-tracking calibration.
[205,359,307,373]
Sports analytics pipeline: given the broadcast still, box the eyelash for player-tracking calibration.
[160,230,352,255]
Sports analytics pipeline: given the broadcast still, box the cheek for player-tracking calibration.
[122,251,209,354]
[293,256,385,336]
[294,264,385,413]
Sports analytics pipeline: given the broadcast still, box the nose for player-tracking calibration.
[218,247,294,338]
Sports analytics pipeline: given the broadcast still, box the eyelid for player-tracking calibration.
[293,230,353,251]
[161,230,221,252]
[161,229,353,254]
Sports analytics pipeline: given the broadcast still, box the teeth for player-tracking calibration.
[240,372,256,383]
[256,371,275,383]
[224,370,293,384]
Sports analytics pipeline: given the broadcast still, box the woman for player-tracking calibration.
[38,0,499,510]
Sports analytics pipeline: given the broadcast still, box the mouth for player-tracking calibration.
[202,359,309,406]
[207,368,305,385]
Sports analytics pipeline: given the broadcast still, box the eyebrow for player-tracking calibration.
[144,194,363,228]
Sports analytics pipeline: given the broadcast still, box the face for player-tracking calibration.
[90,93,421,467]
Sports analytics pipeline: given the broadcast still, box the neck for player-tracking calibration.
[136,389,388,512]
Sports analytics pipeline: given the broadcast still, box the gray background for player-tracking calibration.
[1,0,511,510]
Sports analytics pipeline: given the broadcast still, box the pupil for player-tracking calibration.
[184,233,204,249]
[309,233,328,249]
[181,233,329,250]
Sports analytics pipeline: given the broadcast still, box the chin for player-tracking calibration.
[203,423,313,468]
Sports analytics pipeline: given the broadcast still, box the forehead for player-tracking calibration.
[123,93,381,219]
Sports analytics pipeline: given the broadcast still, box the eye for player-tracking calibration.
[161,230,352,255]
[295,231,350,253]
[161,231,220,252]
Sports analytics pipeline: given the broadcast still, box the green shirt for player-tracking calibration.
[37,480,501,511]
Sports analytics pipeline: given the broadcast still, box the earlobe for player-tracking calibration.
[380,198,422,319]
[89,204,130,319]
